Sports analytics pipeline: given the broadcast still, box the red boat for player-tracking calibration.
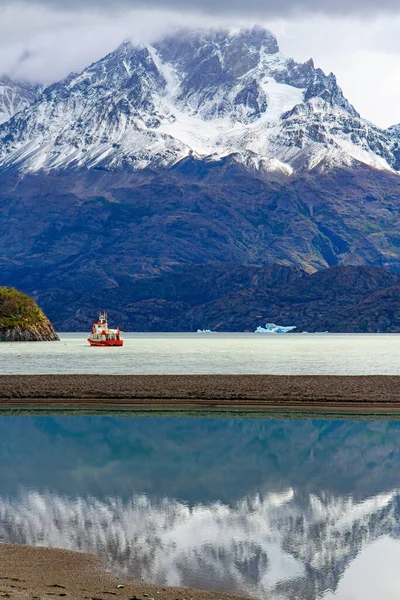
[88,312,123,346]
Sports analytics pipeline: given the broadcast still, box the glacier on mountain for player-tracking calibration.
[0,25,400,175]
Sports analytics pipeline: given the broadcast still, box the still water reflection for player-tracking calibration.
[0,416,399,600]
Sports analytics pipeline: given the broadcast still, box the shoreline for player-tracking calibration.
[0,542,252,600]
[0,374,400,413]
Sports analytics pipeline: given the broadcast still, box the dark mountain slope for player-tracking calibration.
[1,160,400,287]
[56,263,302,331]
[2,262,398,332]
[1,161,400,331]
[180,265,400,332]
[334,285,400,332]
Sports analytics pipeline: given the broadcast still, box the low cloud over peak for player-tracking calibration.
[2,0,400,17]
[2,2,400,127]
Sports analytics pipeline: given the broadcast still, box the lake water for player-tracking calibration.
[1,333,400,375]
[2,335,400,599]
[0,414,400,600]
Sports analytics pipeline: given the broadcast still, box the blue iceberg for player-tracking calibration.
[255,323,296,334]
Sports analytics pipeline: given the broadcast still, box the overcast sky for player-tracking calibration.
[1,0,400,127]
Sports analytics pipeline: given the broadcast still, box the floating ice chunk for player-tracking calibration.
[302,331,329,334]
[255,323,296,333]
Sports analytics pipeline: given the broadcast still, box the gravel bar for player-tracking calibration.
[0,374,400,411]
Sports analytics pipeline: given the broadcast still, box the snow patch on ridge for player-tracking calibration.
[258,77,305,122]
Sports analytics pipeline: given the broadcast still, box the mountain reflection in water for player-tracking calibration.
[0,416,400,600]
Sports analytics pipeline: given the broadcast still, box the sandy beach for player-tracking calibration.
[0,374,400,412]
[0,543,252,600]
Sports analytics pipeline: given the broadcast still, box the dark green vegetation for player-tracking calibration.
[1,162,400,331]
[0,287,59,341]
[0,286,43,330]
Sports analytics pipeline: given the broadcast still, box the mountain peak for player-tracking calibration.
[154,25,279,74]
[118,38,135,51]
[0,25,398,175]
[230,24,279,52]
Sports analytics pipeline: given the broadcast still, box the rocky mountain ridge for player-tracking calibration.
[0,76,41,126]
[1,160,400,274]
[0,161,400,332]
[1,26,400,174]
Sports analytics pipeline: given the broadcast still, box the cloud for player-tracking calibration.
[274,15,400,127]
[2,0,400,17]
[2,2,400,127]
[0,5,204,83]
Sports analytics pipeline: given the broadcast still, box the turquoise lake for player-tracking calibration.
[0,414,399,600]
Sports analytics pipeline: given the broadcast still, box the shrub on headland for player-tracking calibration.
[0,287,59,341]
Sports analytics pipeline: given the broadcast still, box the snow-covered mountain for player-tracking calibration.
[1,25,400,175]
[0,75,41,126]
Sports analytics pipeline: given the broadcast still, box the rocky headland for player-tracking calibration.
[0,287,59,341]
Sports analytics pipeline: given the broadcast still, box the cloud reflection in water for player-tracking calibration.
[0,487,398,599]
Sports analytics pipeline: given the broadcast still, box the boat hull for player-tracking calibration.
[88,338,124,347]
